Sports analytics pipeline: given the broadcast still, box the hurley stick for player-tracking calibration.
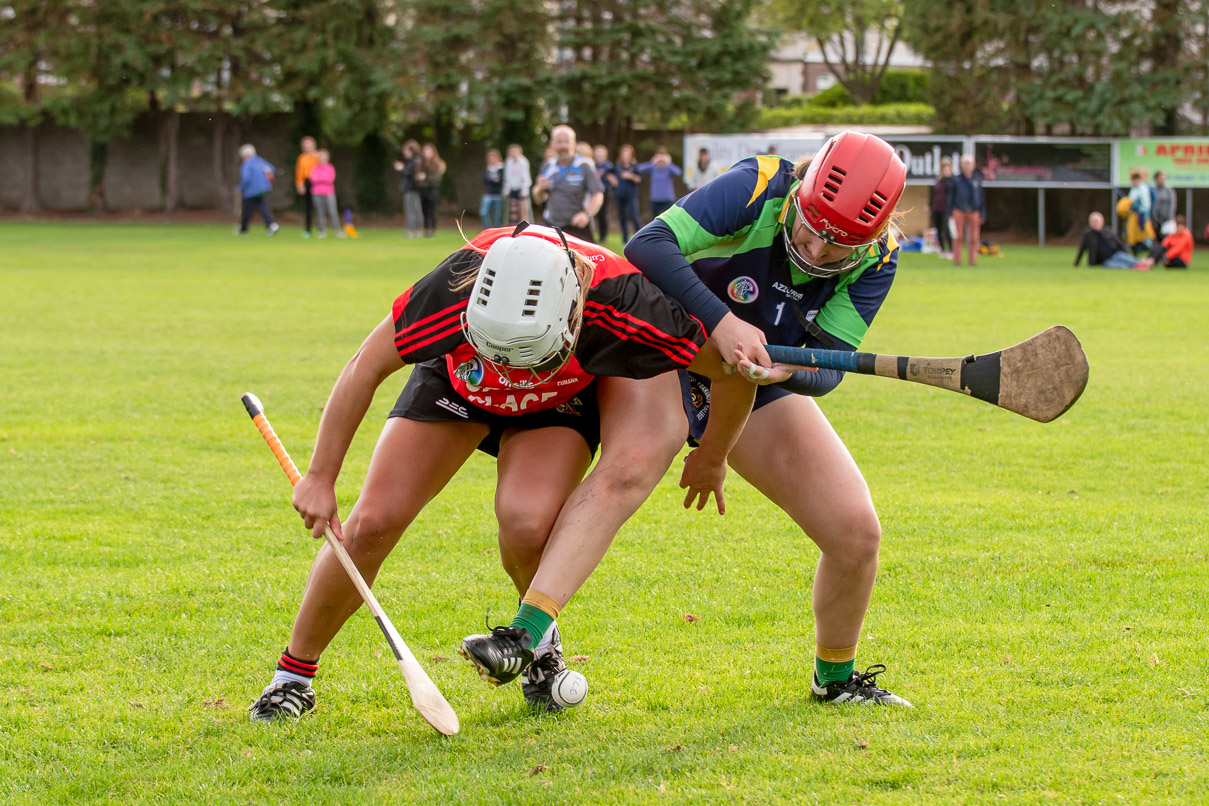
[765,326,1089,423]
[241,393,459,736]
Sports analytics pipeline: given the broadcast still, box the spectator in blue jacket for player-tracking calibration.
[946,155,985,266]
[637,146,682,220]
[238,144,279,236]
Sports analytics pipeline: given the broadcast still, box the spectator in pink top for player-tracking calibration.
[310,150,344,238]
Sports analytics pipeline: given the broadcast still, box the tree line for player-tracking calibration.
[3,0,1207,214]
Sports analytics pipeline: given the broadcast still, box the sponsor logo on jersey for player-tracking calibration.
[772,281,804,301]
[556,376,582,386]
[464,390,560,413]
[454,357,486,387]
[728,276,759,303]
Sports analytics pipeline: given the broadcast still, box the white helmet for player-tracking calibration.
[461,226,582,388]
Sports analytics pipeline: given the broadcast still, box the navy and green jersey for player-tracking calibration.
[627,154,897,349]
[624,155,898,397]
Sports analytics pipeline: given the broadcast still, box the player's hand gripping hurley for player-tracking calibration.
[240,393,459,736]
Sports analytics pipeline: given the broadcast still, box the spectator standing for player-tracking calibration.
[1152,170,1177,235]
[1127,169,1153,249]
[684,147,721,191]
[593,145,615,243]
[929,157,954,258]
[480,148,505,229]
[295,137,319,239]
[393,140,422,238]
[503,143,532,224]
[1115,195,1155,255]
[532,124,604,243]
[637,147,682,220]
[415,142,446,238]
[309,150,343,239]
[237,144,279,236]
[1073,212,1146,269]
[947,155,985,266]
[613,144,643,243]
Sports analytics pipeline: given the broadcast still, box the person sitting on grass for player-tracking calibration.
[1074,212,1151,270]
[1148,214,1193,269]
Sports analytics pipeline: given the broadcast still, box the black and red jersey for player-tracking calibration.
[391,225,706,416]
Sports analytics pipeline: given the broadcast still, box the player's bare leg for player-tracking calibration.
[253,417,486,720]
[526,373,687,606]
[493,425,592,710]
[494,426,592,595]
[461,373,688,690]
[727,394,910,706]
[287,419,487,659]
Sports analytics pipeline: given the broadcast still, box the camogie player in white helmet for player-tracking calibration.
[624,132,914,707]
[249,223,755,720]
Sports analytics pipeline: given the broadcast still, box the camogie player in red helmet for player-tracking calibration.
[249,223,754,721]
[624,131,913,706]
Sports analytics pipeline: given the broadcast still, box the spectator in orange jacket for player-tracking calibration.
[295,137,319,238]
[1152,215,1193,269]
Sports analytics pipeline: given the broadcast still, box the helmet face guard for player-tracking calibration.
[461,224,582,389]
[460,312,576,389]
[782,131,906,279]
[782,194,874,278]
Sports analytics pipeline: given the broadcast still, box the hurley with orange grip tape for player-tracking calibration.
[240,392,459,736]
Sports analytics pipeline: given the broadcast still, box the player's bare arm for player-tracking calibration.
[293,314,406,540]
[679,338,758,513]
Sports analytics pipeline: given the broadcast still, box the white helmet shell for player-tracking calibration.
[462,232,581,387]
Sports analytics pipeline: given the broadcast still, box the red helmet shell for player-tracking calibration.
[795,132,907,246]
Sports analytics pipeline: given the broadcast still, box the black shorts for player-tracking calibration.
[679,370,791,445]
[390,359,601,457]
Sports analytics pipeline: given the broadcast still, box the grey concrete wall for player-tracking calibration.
[3,113,302,213]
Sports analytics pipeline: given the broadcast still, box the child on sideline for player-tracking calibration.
[1128,169,1153,250]
[309,150,344,239]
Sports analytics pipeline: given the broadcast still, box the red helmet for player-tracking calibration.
[783,131,906,277]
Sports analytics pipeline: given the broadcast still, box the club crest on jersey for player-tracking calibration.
[728,276,759,303]
[555,397,583,417]
[454,357,486,387]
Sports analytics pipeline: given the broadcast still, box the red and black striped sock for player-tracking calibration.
[275,648,319,682]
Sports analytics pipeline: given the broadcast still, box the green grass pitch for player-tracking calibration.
[1,222,1206,804]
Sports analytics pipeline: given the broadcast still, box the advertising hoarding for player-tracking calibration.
[972,138,1113,187]
[1116,139,1209,187]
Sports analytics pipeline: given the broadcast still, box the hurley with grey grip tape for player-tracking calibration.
[765,325,1089,423]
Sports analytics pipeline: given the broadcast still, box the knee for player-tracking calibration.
[343,506,412,561]
[495,497,556,557]
[597,434,682,493]
[821,511,882,569]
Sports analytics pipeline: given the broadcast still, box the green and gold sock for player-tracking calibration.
[815,644,857,685]
[510,590,561,650]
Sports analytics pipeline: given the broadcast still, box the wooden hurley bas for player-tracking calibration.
[765,325,1089,423]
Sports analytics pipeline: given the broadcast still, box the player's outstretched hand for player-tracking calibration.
[732,347,810,385]
[680,448,727,514]
[293,473,344,541]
